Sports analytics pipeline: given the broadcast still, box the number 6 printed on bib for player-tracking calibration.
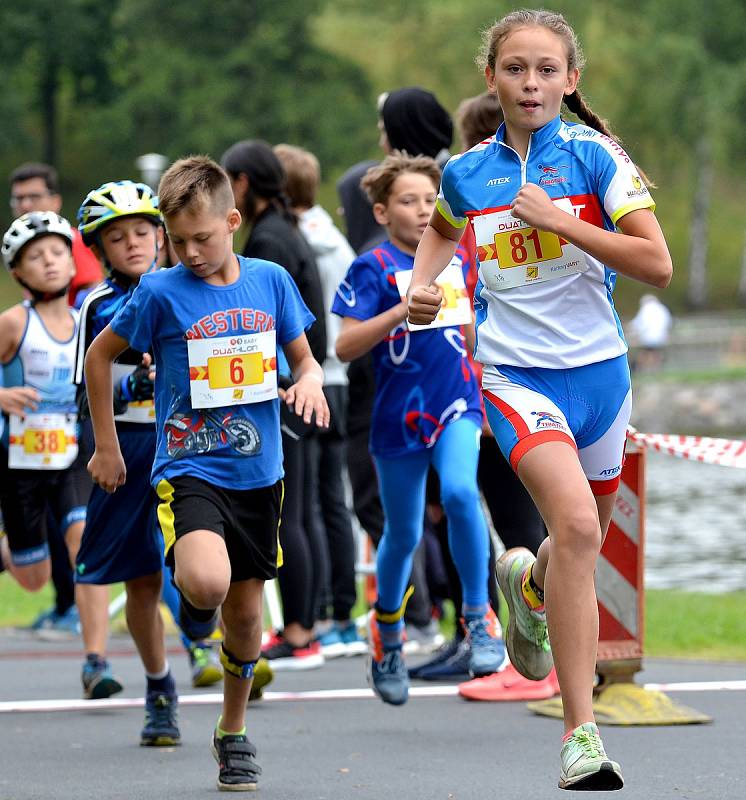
[187,331,278,409]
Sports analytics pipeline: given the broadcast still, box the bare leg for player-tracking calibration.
[220,579,264,733]
[76,582,110,654]
[125,571,167,675]
[517,441,603,733]
[64,520,85,568]
[173,529,231,610]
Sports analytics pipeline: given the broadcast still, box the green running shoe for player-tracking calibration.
[559,722,624,791]
[495,547,553,681]
[190,643,223,688]
[248,658,274,702]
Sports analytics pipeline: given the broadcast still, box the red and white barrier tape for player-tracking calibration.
[627,426,746,468]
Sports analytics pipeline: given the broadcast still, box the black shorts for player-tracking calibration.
[155,475,283,582]
[0,449,92,566]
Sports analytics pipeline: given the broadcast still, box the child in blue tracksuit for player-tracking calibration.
[74,180,179,745]
[333,152,505,707]
[84,156,328,792]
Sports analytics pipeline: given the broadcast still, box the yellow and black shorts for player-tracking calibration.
[156,475,283,582]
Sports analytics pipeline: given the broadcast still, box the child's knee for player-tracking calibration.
[177,572,229,610]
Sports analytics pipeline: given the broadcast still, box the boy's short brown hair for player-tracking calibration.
[158,155,235,219]
[273,144,320,210]
[456,92,504,151]
[360,152,441,207]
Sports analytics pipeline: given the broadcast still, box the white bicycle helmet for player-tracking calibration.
[2,212,74,270]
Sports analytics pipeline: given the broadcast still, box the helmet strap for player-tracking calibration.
[15,277,70,306]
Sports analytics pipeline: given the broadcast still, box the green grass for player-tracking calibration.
[2,576,744,661]
[349,586,746,662]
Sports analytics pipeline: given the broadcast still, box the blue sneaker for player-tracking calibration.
[366,610,409,705]
[317,626,346,659]
[31,606,81,637]
[337,621,367,656]
[465,608,508,678]
[82,659,124,700]
[411,637,473,680]
[141,691,180,746]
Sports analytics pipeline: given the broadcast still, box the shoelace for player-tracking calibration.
[379,650,404,673]
[146,695,177,728]
[466,619,499,650]
[572,729,605,759]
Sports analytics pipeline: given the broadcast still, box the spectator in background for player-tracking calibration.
[9,164,103,306]
[627,294,673,372]
[274,143,365,657]
[336,87,455,653]
[222,140,328,670]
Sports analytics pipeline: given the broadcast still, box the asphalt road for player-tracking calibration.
[0,629,743,800]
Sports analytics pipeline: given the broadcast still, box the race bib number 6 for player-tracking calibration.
[188,331,278,409]
[473,199,589,291]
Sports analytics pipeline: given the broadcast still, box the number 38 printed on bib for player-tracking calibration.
[472,198,589,291]
[8,412,78,470]
[187,331,278,409]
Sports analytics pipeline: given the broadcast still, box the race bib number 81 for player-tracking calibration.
[473,199,589,291]
[188,331,277,409]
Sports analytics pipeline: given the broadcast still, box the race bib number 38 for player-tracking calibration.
[188,331,278,409]
[9,412,78,470]
[473,199,589,291]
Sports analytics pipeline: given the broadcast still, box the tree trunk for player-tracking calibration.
[686,137,713,310]
[41,51,59,167]
[737,228,746,306]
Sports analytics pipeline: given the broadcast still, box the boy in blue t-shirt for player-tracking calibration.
[84,156,329,792]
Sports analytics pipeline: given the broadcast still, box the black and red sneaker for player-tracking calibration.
[260,635,324,672]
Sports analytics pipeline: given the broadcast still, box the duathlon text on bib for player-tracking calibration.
[473,198,589,291]
[8,412,78,470]
[187,331,278,409]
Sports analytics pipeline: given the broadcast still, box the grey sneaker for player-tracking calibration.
[559,722,624,790]
[495,547,553,680]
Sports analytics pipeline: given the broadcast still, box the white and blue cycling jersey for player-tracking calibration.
[437,114,655,373]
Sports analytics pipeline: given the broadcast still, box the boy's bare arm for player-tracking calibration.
[283,333,330,429]
[84,324,130,492]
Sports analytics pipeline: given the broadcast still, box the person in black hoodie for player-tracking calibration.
[336,88,455,650]
[222,140,328,670]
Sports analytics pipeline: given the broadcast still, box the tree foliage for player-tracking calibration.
[1,0,746,310]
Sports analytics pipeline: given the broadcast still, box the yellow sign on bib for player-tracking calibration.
[207,352,264,390]
[23,428,68,456]
[493,226,563,270]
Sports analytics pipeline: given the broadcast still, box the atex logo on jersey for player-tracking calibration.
[486,176,511,186]
[530,410,565,430]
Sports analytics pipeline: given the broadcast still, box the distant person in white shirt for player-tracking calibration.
[628,294,673,371]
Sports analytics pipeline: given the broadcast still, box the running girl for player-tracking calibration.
[333,153,505,706]
[407,9,672,791]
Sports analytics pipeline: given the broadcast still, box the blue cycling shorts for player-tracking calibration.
[482,354,631,495]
